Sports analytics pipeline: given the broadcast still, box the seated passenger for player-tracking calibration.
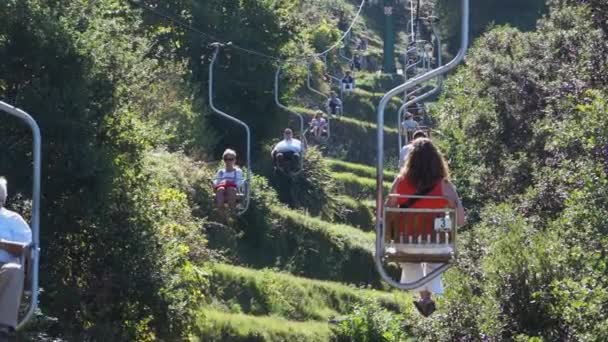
[387,139,465,317]
[357,37,368,51]
[271,128,303,174]
[351,54,362,71]
[341,71,355,92]
[0,177,32,337]
[309,111,328,140]
[326,92,343,117]
[401,112,419,143]
[398,130,427,169]
[213,149,244,211]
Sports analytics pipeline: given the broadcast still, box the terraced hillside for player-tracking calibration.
[187,0,441,339]
[199,63,419,339]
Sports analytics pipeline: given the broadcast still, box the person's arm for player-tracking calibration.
[385,176,402,208]
[212,170,222,187]
[0,240,28,257]
[442,180,465,226]
[271,144,277,158]
[236,169,244,188]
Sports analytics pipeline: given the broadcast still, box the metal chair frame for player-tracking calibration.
[209,43,252,215]
[397,17,444,153]
[274,65,306,174]
[306,59,333,141]
[375,0,469,290]
[0,101,41,330]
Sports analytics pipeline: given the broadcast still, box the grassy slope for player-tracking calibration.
[209,263,409,321]
[332,171,392,199]
[206,205,382,286]
[293,106,399,165]
[328,158,398,179]
[195,309,334,342]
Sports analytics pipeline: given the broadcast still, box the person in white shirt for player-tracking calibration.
[271,128,303,173]
[341,71,355,92]
[309,111,328,140]
[326,92,343,117]
[0,177,32,336]
[399,130,427,169]
[213,149,244,211]
[401,112,419,144]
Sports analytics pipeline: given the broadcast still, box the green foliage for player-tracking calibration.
[328,159,397,181]
[260,145,338,217]
[334,298,409,342]
[208,264,408,321]
[434,0,547,56]
[195,310,335,342]
[293,106,399,164]
[334,195,374,230]
[415,2,608,340]
[309,20,342,52]
[332,171,392,199]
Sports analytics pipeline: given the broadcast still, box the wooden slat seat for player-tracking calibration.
[382,204,457,264]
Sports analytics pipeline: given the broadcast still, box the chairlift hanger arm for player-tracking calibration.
[306,60,329,100]
[274,65,307,169]
[208,44,251,215]
[0,101,41,330]
[375,0,469,291]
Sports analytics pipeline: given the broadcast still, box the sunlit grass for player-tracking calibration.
[209,263,409,321]
[195,309,334,342]
[328,159,398,180]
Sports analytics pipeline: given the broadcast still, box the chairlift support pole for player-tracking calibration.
[375,0,469,290]
[0,101,41,330]
[209,44,251,215]
[274,65,305,173]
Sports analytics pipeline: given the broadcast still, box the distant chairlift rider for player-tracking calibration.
[326,92,343,117]
[271,128,303,174]
[341,71,355,93]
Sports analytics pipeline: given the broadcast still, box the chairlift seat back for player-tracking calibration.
[383,195,456,264]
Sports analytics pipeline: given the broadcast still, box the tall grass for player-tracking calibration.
[195,310,334,342]
[208,263,409,321]
[334,195,374,230]
[328,159,398,180]
[332,172,392,199]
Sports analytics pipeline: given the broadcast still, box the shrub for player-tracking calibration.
[334,298,409,342]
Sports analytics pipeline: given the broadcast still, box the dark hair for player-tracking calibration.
[412,130,427,139]
[399,138,450,192]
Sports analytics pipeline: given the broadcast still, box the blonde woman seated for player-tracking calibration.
[213,149,244,211]
[386,138,465,317]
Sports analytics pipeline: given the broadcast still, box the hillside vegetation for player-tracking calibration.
[2,0,605,341]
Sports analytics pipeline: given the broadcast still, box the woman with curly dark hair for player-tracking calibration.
[387,138,465,316]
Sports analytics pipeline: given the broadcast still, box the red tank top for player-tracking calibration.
[396,178,448,208]
[393,178,450,239]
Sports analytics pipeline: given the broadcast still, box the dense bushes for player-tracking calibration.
[414,2,608,340]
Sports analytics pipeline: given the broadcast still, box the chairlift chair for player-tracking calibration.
[375,0,469,290]
[208,43,252,215]
[0,101,41,330]
[397,17,444,154]
[274,65,306,174]
[383,195,457,264]
[306,59,332,142]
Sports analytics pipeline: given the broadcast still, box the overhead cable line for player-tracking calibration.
[130,0,366,63]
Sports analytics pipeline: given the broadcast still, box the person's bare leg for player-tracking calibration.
[226,187,237,209]
[215,188,226,209]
